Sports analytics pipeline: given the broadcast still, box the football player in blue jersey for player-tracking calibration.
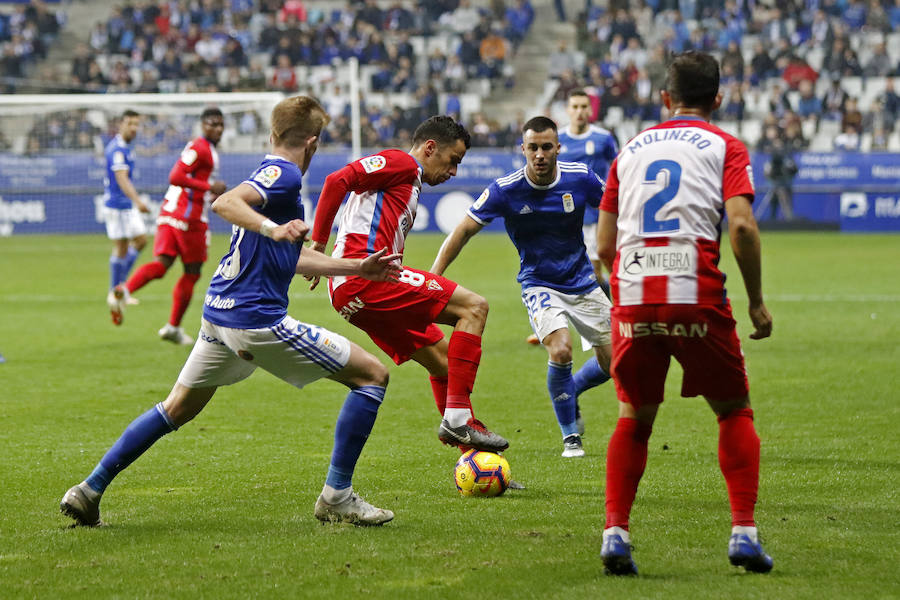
[432,116,613,458]
[559,90,619,286]
[62,96,403,528]
[103,110,150,325]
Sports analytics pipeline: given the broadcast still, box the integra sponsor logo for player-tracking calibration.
[618,321,708,338]
[205,294,236,309]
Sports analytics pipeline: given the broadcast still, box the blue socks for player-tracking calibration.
[109,254,127,289]
[85,403,177,494]
[573,358,610,398]
[325,385,385,490]
[109,247,140,288]
[548,361,578,437]
[123,247,139,278]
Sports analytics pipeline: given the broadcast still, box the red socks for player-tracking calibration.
[717,408,760,527]
[446,331,482,412]
[605,417,653,530]
[126,261,167,293]
[429,375,448,415]
[169,273,201,327]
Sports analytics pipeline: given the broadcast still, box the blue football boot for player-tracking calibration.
[728,533,774,573]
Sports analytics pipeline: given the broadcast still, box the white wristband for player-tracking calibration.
[259,218,278,238]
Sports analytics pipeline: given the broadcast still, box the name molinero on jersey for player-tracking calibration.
[203,154,304,329]
[600,117,755,306]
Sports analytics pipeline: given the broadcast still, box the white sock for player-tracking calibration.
[443,408,471,428]
[603,526,631,544]
[321,484,351,505]
[732,525,758,543]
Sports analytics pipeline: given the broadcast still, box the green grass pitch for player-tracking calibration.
[0,232,897,598]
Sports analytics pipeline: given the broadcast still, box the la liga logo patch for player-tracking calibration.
[360,155,386,173]
[253,165,282,188]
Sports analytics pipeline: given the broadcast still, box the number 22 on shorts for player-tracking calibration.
[524,290,551,320]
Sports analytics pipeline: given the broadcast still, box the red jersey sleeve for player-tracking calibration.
[311,149,420,244]
[599,157,620,214]
[722,136,755,203]
[169,138,213,192]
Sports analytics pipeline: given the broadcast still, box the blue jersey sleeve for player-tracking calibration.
[466,182,505,225]
[584,170,606,209]
[244,160,303,219]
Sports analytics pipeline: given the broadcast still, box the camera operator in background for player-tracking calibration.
[757,124,798,221]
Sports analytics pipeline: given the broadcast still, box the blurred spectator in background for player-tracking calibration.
[758,124,798,220]
[834,123,861,151]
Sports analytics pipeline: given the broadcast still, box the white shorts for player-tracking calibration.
[177,316,352,390]
[582,223,599,262]
[522,285,612,349]
[105,206,147,240]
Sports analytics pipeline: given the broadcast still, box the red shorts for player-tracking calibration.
[153,222,209,264]
[330,266,458,364]
[610,303,749,408]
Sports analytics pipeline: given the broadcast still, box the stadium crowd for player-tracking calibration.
[0,0,64,93]
[7,1,900,153]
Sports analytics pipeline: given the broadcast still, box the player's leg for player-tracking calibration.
[124,218,176,299]
[60,383,217,527]
[602,400,658,576]
[601,305,666,576]
[675,304,772,572]
[253,316,392,525]
[409,338,449,415]
[568,286,615,435]
[313,342,393,525]
[107,233,130,325]
[60,323,252,526]
[124,233,147,279]
[432,284,509,452]
[433,283,487,422]
[541,327,584,457]
[159,259,202,345]
[707,395,772,573]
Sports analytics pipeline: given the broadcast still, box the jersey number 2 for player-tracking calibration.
[642,160,681,234]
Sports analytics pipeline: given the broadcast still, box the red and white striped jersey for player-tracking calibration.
[600,116,755,306]
[311,149,422,290]
[158,136,219,231]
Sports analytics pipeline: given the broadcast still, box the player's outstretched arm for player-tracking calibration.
[725,194,772,340]
[211,183,308,243]
[430,215,484,275]
[297,247,402,281]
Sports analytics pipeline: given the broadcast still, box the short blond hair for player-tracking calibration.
[270,96,330,148]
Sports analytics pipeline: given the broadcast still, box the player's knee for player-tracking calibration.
[547,344,572,365]
[360,355,390,388]
[466,294,489,324]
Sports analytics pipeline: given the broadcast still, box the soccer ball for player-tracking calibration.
[454,450,511,497]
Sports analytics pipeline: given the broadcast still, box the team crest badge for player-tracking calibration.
[585,140,595,155]
[360,155,386,173]
[562,193,575,213]
[427,279,443,291]
[253,165,282,188]
[473,188,489,210]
